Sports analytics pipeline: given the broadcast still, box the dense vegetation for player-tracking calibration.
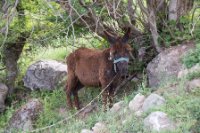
[0,0,200,132]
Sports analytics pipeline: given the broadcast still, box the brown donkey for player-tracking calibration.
[66,28,132,110]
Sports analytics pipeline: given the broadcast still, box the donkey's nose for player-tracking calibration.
[119,67,128,75]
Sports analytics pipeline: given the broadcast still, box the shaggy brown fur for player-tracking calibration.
[66,28,132,110]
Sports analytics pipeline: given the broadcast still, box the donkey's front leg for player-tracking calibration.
[108,86,115,108]
[102,89,109,111]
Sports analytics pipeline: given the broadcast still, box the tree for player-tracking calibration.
[57,0,194,52]
[0,0,29,94]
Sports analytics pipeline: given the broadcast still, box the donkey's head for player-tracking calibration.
[104,28,132,76]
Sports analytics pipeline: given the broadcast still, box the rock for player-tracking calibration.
[144,111,175,132]
[23,60,67,90]
[186,78,200,92]
[178,64,200,78]
[0,83,8,112]
[6,99,43,132]
[135,110,143,117]
[78,102,98,119]
[142,94,165,112]
[81,129,93,133]
[110,101,125,113]
[147,42,195,88]
[129,93,145,112]
[92,122,109,133]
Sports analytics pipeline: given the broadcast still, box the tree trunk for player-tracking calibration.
[168,0,178,21]
[168,0,194,21]
[2,1,29,94]
[138,0,163,53]
[148,10,162,53]
[3,35,27,94]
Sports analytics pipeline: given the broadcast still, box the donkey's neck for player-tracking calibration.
[102,48,111,62]
[101,48,118,75]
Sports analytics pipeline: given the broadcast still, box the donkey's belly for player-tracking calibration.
[75,67,100,87]
[76,73,100,87]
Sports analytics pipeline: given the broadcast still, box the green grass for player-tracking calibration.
[1,77,200,132]
[182,43,200,69]
[186,70,200,80]
[33,47,68,61]
[2,36,200,132]
[0,106,15,130]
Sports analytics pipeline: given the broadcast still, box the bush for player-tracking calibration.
[182,43,200,68]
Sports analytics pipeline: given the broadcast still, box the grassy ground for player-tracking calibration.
[1,79,199,133]
[1,42,200,132]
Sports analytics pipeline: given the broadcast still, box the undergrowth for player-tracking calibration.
[1,36,200,132]
[182,43,200,69]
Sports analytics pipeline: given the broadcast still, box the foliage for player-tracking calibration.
[159,15,200,47]
[186,70,200,80]
[0,106,15,130]
[182,43,200,68]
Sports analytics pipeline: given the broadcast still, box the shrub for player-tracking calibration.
[182,43,200,68]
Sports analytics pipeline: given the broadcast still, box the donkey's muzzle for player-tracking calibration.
[114,57,129,75]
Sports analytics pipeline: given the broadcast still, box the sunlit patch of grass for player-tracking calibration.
[34,47,68,61]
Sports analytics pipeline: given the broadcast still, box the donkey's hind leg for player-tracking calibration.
[66,72,78,109]
[73,82,83,110]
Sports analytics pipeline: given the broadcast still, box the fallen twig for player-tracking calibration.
[114,73,137,95]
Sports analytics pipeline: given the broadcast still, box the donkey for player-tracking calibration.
[66,28,132,110]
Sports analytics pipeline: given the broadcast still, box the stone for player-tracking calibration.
[92,122,109,133]
[135,110,143,117]
[147,42,195,88]
[129,93,145,112]
[110,101,125,113]
[81,129,94,133]
[5,99,43,132]
[78,102,98,119]
[23,60,67,90]
[0,83,8,112]
[142,94,165,112]
[186,78,200,92]
[144,111,175,132]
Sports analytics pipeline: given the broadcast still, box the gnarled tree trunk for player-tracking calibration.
[2,1,29,94]
[168,0,194,21]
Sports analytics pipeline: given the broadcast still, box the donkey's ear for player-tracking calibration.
[104,30,116,45]
[122,27,131,44]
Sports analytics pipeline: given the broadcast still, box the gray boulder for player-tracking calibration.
[23,60,67,90]
[81,122,109,133]
[110,101,125,113]
[144,111,175,132]
[0,83,8,112]
[81,129,94,133]
[6,99,43,132]
[92,122,109,133]
[142,93,165,112]
[147,42,195,88]
[129,93,145,116]
[129,93,145,112]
